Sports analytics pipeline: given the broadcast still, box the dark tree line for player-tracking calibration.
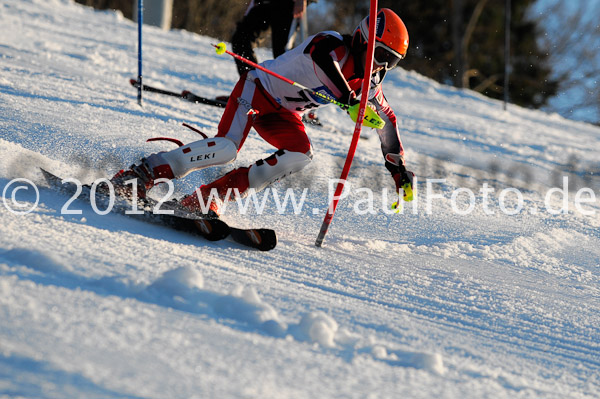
[75,0,561,112]
[327,0,558,109]
[530,0,600,124]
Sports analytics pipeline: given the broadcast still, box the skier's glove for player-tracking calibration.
[342,91,385,129]
[340,90,359,107]
[393,164,415,202]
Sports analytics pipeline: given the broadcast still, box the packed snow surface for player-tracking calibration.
[1,1,599,398]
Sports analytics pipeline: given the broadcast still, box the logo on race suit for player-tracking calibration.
[308,86,336,105]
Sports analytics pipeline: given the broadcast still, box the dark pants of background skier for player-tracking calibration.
[231,0,295,76]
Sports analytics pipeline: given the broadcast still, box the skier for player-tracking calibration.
[231,0,309,77]
[111,8,415,216]
[226,0,324,126]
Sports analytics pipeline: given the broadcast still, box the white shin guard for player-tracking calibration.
[248,149,312,192]
[148,137,238,179]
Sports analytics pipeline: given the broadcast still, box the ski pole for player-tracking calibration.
[212,43,384,129]
[137,0,143,106]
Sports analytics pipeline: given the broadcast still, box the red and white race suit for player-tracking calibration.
[149,31,407,210]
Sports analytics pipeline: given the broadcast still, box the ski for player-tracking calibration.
[129,79,333,129]
[129,79,227,108]
[40,169,277,251]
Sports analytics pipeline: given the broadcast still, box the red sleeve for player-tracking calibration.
[304,33,354,102]
[372,87,405,161]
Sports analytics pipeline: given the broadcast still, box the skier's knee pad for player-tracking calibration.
[248,149,312,192]
[150,137,238,179]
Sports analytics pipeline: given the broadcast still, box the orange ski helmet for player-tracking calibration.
[352,8,409,70]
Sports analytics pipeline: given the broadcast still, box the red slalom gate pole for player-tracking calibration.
[314,0,379,247]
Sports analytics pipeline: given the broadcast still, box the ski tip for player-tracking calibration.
[253,229,277,251]
[230,228,277,251]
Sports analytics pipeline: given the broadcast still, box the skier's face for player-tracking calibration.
[373,61,385,73]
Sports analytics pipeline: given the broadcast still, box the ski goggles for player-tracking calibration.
[373,42,405,70]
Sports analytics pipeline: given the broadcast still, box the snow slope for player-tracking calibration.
[1,0,599,398]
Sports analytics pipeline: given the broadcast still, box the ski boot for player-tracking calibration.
[110,158,174,199]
